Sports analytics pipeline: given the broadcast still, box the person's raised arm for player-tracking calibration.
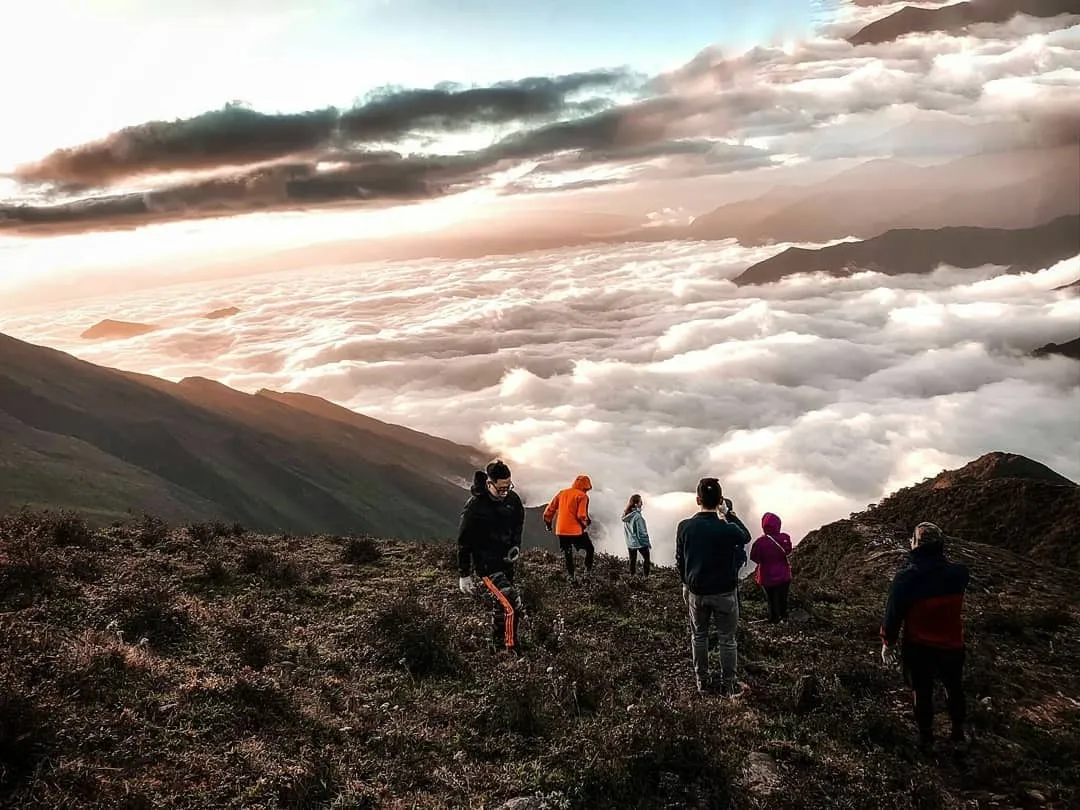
[727,510,751,543]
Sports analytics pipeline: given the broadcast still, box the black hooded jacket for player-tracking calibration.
[457,473,526,578]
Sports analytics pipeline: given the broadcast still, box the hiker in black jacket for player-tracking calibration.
[457,459,527,652]
[880,521,970,753]
[675,477,751,696]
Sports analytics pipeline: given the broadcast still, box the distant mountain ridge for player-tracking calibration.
[732,214,1080,285]
[1033,337,1080,360]
[690,146,1079,246]
[848,0,1080,46]
[0,332,487,538]
[80,319,159,340]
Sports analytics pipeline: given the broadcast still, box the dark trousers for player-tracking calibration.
[763,581,790,623]
[558,533,594,577]
[903,643,966,740]
[480,569,524,650]
[629,547,651,576]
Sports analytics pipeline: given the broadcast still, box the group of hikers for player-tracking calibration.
[456,459,971,754]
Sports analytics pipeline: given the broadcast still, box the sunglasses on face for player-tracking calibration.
[489,481,514,493]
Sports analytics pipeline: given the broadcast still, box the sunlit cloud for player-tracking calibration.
[3,242,1077,563]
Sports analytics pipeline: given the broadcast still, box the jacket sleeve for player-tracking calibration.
[728,512,752,543]
[880,571,910,646]
[749,537,762,564]
[456,500,478,577]
[636,513,650,543]
[576,493,591,527]
[511,496,525,548]
[675,521,686,583]
[542,494,559,524]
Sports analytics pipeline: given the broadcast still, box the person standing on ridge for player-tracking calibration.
[880,521,970,755]
[543,475,594,582]
[457,460,527,654]
[749,512,793,624]
[622,493,652,577]
[676,477,752,696]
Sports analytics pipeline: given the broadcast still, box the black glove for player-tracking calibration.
[544,521,553,532]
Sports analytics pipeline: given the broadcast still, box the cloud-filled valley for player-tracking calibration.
[3,238,1077,564]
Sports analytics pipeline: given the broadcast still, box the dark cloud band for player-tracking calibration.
[14,69,641,187]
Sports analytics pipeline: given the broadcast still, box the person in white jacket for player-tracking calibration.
[621,493,652,577]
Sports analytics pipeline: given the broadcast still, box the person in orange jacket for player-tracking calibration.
[543,475,594,582]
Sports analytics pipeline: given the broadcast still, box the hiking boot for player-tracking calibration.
[720,680,745,699]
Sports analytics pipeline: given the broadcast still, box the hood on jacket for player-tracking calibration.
[621,508,639,523]
[470,470,489,496]
[573,475,592,491]
[762,512,782,534]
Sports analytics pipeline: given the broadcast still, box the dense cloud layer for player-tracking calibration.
[4,240,1077,563]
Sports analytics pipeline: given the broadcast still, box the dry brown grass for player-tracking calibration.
[1,508,1078,809]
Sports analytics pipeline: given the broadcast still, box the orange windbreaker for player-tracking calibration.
[543,475,593,536]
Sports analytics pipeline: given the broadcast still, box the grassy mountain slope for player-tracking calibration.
[0,332,484,539]
[856,451,1080,569]
[2,450,1079,808]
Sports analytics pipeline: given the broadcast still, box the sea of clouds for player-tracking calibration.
[3,240,1078,564]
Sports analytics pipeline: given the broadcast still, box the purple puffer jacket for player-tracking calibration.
[750,512,793,587]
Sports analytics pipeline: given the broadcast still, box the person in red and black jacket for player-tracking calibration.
[880,521,970,753]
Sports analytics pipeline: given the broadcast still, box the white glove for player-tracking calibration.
[458,576,475,595]
[881,644,900,669]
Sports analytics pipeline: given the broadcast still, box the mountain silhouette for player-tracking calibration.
[201,306,240,320]
[848,0,1080,46]
[689,146,1079,246]
[732,215,1080,285]
[80,319,159,340]
[1033,337,1080,360]
[0,332,487,538]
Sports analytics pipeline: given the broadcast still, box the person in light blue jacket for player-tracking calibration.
[621,493,652,577]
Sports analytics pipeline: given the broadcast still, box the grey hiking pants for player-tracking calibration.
[688,590,739,684]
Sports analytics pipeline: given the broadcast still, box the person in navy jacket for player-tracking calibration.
[880,521,970,753]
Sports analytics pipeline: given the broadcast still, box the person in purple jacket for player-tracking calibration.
[749,512,793,624]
